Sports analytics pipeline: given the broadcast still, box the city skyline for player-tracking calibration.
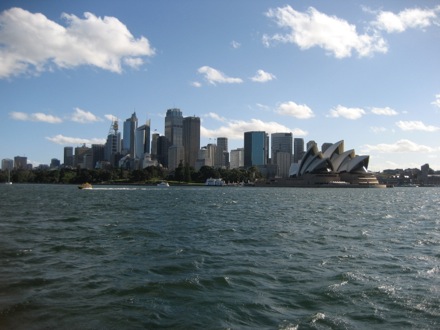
[1,1,440,171]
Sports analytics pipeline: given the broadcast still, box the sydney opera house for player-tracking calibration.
[257,140,386,187]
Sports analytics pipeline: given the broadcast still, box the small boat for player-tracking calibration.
[205,178,225,186]
[5,169,12,184]
[157,181,170,187]
[78,182,93,190]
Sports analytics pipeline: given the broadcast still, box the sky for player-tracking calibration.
[1,0,439,171]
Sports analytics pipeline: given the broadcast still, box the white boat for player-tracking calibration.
[157,181,170,187]
[205,178,225,186]
[78,182,93,189]
[5,169,12,185]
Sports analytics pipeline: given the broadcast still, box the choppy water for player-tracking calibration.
[0,184,439,329]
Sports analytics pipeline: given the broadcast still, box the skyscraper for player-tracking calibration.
[135,119,151,159]
[271,133,292,164]
[165,108,183,147]
[293,138,305,163]
[63,147,73,167]
[105,119,121,167]
[183,116,200,168]
[215,137,228,168]
[123,112,138,157]
[244,131,268,167]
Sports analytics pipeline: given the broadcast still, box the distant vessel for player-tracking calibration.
[157,181,170,187]
[205,178,225,186]
[78,182,93,190]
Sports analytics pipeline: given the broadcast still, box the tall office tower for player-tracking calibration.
[91,144,105,168]
[307,140,317,151]
[135,119,151,160]
[156,135,169,167]
[50,158,60,169]
[2,158,13,171]
[244,131,269,167]
[195,144,216,169]
[14,156,27,169]
[321,142,333,153]
[123,112,138,156]
[230,148,244,169]
[165,108,183,147]
[63,147,73,167]
[151,133,159,160]
[215,137,228,168]
[168,145,185,171]
[105,119,121,167]
[74,144,92,169]
[271,133,292,165]
[293,138,305,163]
[183,116,200,168]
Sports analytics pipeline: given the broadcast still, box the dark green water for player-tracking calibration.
[1,184,439,329]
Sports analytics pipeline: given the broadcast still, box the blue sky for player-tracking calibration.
[1,0,439,171]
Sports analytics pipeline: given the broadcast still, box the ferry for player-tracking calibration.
[78,182,93,190]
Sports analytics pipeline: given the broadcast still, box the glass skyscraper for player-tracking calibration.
[244,131,268,167]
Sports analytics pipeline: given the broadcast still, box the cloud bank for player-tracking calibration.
[0,7,155,78]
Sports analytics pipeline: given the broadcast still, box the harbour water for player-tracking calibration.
[1,184,439,329]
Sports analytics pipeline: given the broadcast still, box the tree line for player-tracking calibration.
[0,163,262,185]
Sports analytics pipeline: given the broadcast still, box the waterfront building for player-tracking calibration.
[183,116,200,168]
[275,152,292,178]
[14,156,27,170]
[244,131,268,167]
[2,158,13,171]
[230,148,244,169]
[123,112,138,157]
[63,147,73,167]
[293,138,304,163]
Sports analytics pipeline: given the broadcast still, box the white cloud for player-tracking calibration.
[432,94,440,108]
[204,112,228,123]
[191,81,202,88]
[197,66,243,85]
[0,7,155,78]
[362,139,437,153]
[9,111,62,123]
[46,134,106,145]
[371,106,398,116]
[328,105,366,120]
[104,114,117,121]
[201,118,307,140]
[396,120,440,132]
[275,101,314,119]
[373,7,440,33]
[71,107,102,123]
[231,40,241,49]
[250,69,276,83]
[263,5,387,58]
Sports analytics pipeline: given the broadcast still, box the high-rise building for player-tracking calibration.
[293,138,305,163]
[321,142,333,153]
[14,156,27,169]
[151,133,159,160]
[230,148,244,169]
[183,116,200,168]
[135,120,151,160]
[105,119,121,167]
[215,137,228,168]
[92,144,105,169]
[156,135,169,167]
[195,144,216,170]
[165,108,183,147]
[2,158,13,171]
[307,140,317,151]
[123,112,138,156]
[244,131,268,167]
[271,133,292,165]
[50,158,60,169]
[63,147,73,167]
[74,144,92,169]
